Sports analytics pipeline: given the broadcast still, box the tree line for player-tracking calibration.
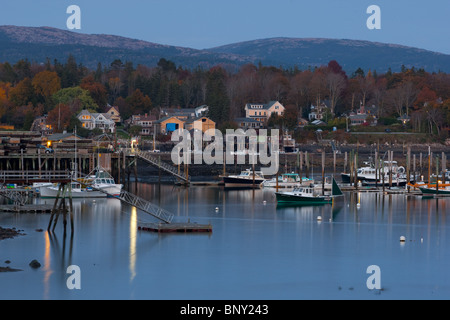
[0,55,449,138]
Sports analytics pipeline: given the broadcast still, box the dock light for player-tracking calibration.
[47,141,52,148]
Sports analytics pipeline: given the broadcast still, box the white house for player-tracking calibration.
[127,113,157,136]
[308,101,330,121]
[348,104,378,126]
[77,110,116,133]
[244,101,285,124]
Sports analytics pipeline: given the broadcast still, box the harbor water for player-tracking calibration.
[1,182,450,300]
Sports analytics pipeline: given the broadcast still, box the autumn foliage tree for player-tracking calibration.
[32,70,61,107]
[46,103,73,132]
[80,75,108,107]
[1,56,450,140]
[124,89,152,119]
[9,77,35,106]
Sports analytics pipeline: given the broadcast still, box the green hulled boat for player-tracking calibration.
[275,177,343,205]
[419,185,450,195]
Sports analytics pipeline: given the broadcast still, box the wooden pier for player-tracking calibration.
[138,222,212,233]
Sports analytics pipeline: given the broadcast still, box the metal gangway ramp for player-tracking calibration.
[115,189,174,223]
[73,171,174,224]
[131,150,190,183]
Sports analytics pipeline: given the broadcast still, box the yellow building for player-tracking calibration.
[184,117,215,133]
[156,116,185,134]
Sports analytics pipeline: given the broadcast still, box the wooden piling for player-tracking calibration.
[375,151,378,188]
[333,150,336,176]
[344,152,347,175]
[389,150,393,189]
[322,150,325,195]
[407,146,411,192]
[299,151,303,182]
[436,155,439,194]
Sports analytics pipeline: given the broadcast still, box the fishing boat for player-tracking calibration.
[222,169,265,188]
[361,175,408,187]
[31,182,53,194]
[341,160,407,184]
[262,173,314,188]
[275,177,343,205]
[39,167,122,198]
[418,184,450,195]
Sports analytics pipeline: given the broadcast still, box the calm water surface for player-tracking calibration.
[1,183,450,300]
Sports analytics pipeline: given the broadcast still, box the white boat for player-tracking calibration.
[263,173,314,188]
[31,182,53,194]
[39,167,122,198]
[341,160,407,185]
[222,169,265,188]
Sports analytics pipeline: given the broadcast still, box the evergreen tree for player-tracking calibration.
[205,67,229,124]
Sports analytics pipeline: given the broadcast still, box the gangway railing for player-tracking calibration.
[0,170,71,184]
[72,171,174,224]
[116,189,174,224]
[130,150,190,183]
[0,184,32,206]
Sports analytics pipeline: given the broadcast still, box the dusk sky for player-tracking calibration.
[1,0,449,54]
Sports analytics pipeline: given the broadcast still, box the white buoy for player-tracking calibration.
[421,237,423,243]
[317,216,322,221]
[400,236,406,242]
[215,207,219,212]
[263,200,267,205]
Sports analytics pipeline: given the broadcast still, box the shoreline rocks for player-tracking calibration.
[0,226,25,241]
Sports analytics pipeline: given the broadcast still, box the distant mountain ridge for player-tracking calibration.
[208,37,450,73]
[1,25,449,73]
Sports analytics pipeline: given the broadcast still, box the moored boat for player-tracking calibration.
[418,184,450,195]
[275,177,343,205]
[341,160,408,185]
[39,167,122,198]
[222,169,265,188]
[263,173,313,188]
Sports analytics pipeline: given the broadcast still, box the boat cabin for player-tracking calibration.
[238,169,264,179]
[292,186,315,197]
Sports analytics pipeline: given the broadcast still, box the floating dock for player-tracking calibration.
[138,222,212,233]
[0,204,55,213]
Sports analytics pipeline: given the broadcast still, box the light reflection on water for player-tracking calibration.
[0,183,450,300]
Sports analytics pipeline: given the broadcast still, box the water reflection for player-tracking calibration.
[43,231,53,300]
[129,207,137,282]
[3,182,450,299]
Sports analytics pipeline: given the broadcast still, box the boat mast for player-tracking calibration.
[74,126,77,179]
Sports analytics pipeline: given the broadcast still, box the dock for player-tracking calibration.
[0,204,55,213]
[138,222,212,233]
